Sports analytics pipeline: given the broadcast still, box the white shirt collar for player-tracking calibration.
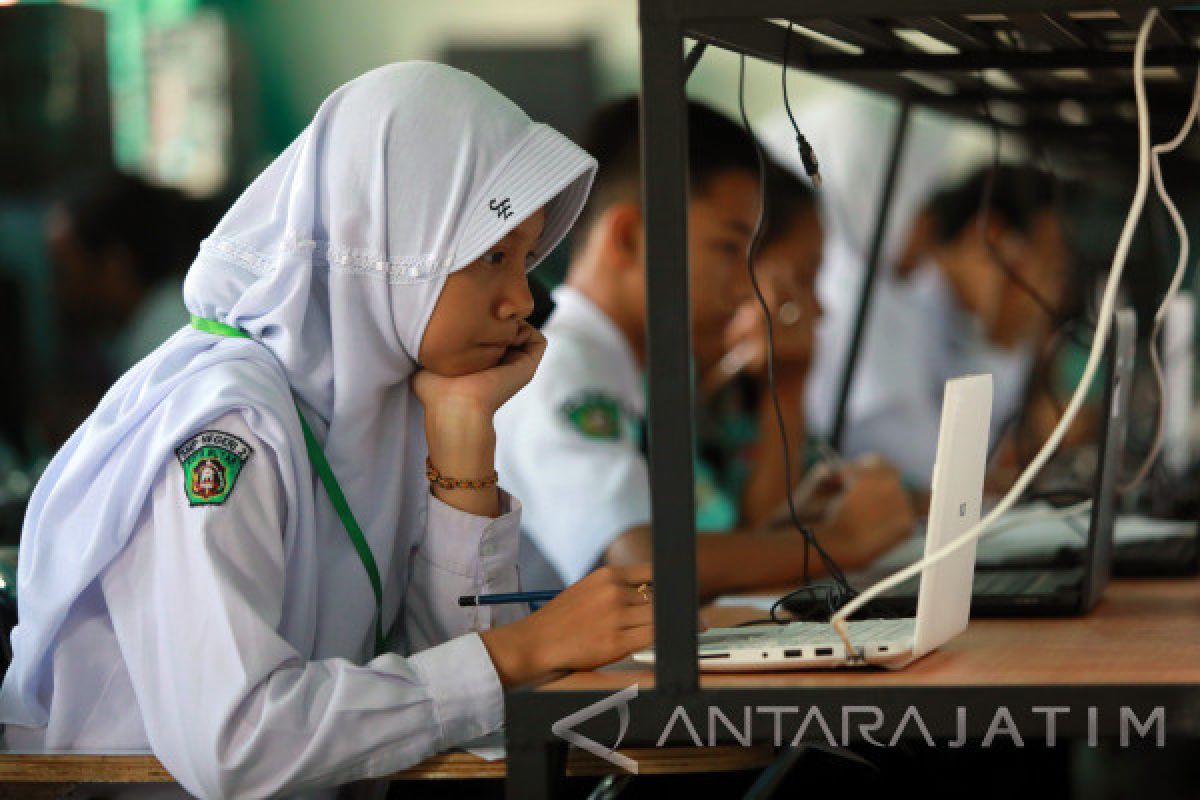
[549,285,645,415]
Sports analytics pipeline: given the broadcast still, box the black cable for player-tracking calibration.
[772,580,910,622]
[781,21,874,269]
[773,41,857,597]
[1038,317,1095,414]
[991,316,1090,472]
[782,22,822,186]
[770,583,844,623]
[993,311,1099,478]
[737,53,856,601]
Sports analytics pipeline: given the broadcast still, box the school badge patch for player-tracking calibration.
[560,392,625,441]
[175,430,253,507]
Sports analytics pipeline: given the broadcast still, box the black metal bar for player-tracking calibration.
[505,685,570,800]
[503,679,1200,796]
[499,3,1200,795]
[690,17,839,62]
[687,19,926,102]
[639,8,700,696]
[1120,7,1189,46]
[505,737,568,800]
[899,15,995,50]
[1010,11,1095,49]
[685,40,709,79]
[683,18,1194,144]
[506,685,1200,747]
[771,45,1199,72]
[905,86,1195,108]
[799,18,905,51]
[670,0,1168,20]
[742,747,809,800]
[830,96,913,450]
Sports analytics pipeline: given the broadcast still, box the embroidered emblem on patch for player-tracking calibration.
[175,430,253,507]
[560,393,625,441]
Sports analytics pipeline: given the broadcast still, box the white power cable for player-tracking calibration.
[1122,56,1200,491]
[831,8,1161,652]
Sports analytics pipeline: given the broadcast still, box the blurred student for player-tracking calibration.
[495,98,913,597]
[763,92,1071,488]
[700,162,903,531]
[760,90,955,449]
[37,175,219,447]
[822,165,1069,487]
[2,63,654,799]
[47,173,215,373]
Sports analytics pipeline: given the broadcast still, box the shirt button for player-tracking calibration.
[480,538,498,558]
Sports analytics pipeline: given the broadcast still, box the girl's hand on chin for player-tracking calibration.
[412,321,546,420]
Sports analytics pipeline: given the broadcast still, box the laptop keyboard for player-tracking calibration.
[699,618,916,650]
[1116,536,1197,562]
[973,570,1076,595]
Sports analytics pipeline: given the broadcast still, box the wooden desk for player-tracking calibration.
[0,745,773,787]
[503,579,1200,797]
[2,582,1194,796]
[545,579,1200,691]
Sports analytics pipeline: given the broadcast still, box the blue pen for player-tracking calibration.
[457,590,560,607]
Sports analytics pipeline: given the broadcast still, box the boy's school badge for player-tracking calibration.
[175,430,253,507]
[560,392,624,441]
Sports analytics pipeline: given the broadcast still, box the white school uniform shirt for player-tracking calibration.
[0,62,595,800]
[495,286,651,587]
[837,263,1033,486]
[8,408,523,795]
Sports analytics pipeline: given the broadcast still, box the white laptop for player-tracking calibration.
[634,374,993,671]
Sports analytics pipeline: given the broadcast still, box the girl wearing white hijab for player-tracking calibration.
[0,62,654,798]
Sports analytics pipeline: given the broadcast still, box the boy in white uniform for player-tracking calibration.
[496,99,914,595]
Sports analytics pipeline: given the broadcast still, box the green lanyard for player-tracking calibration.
[190,315,387,657]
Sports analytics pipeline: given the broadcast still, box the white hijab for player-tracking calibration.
[1,61,595,726]
[759,89,954,433]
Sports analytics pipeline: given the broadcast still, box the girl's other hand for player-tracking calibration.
[479,564,655,686]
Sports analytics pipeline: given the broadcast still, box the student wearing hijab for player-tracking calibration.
[494,98,913,595]
[762,92,1070,489]
[759,90,955,446]
[0,63,654,799]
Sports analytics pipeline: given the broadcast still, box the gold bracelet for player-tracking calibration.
[425,457,499,490]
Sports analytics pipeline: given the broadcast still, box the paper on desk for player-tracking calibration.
[458,730,506,761]
[1114,514,1198,541]
[712,595,782,612]
[871,511,1197,573]
[714,512,1196,612]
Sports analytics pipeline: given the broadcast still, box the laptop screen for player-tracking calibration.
[1080,308,1137,609]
